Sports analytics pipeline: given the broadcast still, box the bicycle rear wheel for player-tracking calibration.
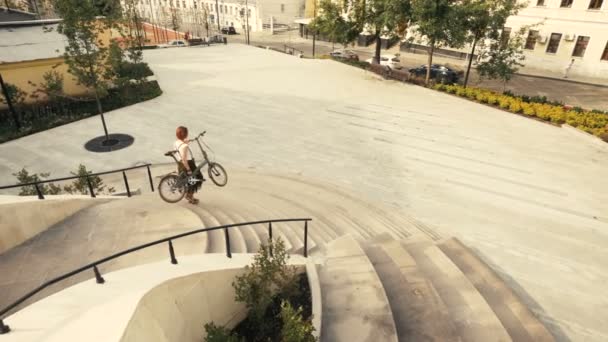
[208,163,228,187]
[158,174,186,203]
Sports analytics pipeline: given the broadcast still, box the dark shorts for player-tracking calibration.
[179,159,202,193]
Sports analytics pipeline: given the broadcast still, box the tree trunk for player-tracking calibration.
[374,33,381,64]
[425,40,435,85]
[463,36,478,88]
[94,90,109,142]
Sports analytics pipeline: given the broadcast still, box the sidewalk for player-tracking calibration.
[230,31,608,111]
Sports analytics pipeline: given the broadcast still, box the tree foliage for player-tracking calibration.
[476,27,527,90]
[232,239,299,330]
[460,0,522,87]
[411,0,466,84]
[351,0,412,63]
[309,0,357,49]
[0,83,26,107]
[280,301,317,342]
[13,165,115,196]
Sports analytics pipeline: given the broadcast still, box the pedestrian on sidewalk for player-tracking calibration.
[564,59,575,78]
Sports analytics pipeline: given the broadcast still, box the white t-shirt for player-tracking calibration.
[174,140,193,161]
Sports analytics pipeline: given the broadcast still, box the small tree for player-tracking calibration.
[460,0,522,87]
[232,238,299,341]
[411,0,467,85]
[12,168,62,196]
[63,164,115,195]
[0,82,26,107]
[203,323,241,342]
[280,301,317,342]
[351,0,412,64]
[53,0,122,142]
[29,69,65,101]
[310,0,357,50]
[476,27,526,91]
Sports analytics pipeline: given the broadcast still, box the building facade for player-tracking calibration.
[503,0,608,79]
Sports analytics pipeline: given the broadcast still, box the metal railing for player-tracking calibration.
[0,164,155,200]
[0,218,312,334]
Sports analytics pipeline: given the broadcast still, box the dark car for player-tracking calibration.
[408,64,460,84]
[221,26,237,35]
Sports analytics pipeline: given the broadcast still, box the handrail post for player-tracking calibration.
[303,220,308,258]
[34,183,44,200]
[122,171,131,197]
[93,265,105,284]
[86,176,96,198]
[169,240,178,264]
[146,165,155,192]
[0,319,10,334]
[224,228,232,258]
[268,222,273,257]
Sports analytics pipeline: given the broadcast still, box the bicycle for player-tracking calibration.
[158,131,228,203]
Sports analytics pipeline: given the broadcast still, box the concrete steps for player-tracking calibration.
[364,239,459,341]
[437,238,555,342]
[403,239,513,342]
[317,235,398,342]
[346,234,556,342]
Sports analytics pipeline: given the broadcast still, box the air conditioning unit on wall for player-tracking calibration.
[565,34,576,41]
[538,35,548,44]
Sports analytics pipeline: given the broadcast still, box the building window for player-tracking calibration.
[572,36,590,57]
[560,0,573,7]
[281,3,285,12]
[588,0,603,8]
[525,30,538,50]
[500,27,511,48]
[536,0,545,5]
[183,1,186,7]
[546,33,562,53]
[602,42,608,60]
[248,8,251,17]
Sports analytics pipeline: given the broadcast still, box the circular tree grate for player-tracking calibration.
[84,134,135,153]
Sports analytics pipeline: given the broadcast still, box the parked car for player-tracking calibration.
[221,26,237,35]
[365,54,402,69]
[408,64,460,84]
[158,40,187,48]
[329,49,359,61]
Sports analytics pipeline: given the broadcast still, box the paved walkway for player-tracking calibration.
[234,31,608,111]
[1,45,608,341]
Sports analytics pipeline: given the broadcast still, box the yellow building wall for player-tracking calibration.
[0,58,90,106]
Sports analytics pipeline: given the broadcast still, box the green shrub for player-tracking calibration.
[509,100,522,113]
[12,168,62,196]
[204,323,241,342]
[117,62,154,80]
[280,301,317,342]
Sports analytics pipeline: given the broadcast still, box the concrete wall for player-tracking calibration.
[121,269,247,342]
[0,196,113,254]
[0,58,89,106]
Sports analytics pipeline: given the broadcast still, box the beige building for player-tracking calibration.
[503,0,608,79]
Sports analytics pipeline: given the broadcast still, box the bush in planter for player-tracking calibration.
[204,323,241,342]
[280,301,316,342]
[509,100,522,113]
[521,103,535,116]
[498,96,511,109]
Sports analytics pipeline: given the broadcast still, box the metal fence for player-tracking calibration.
[0,218,312,334]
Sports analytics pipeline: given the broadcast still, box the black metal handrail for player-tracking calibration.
[0,164,155,199]
[0,218,312,334]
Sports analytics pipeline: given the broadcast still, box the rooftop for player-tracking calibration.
[0,23,66,63]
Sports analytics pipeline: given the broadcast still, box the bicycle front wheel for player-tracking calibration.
[158,174,186,203]
[208,163,228,187]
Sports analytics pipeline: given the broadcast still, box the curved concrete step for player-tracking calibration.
[202,205,248,254]
[438,238,555,342]
[318,235,398,342]
[404,240,512,342]
[186,206,227,254]
[364,238,459,341]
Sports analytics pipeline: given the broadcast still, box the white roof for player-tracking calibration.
[0,24,67,63]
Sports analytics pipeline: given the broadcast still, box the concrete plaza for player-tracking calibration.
[0,44,607,341]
